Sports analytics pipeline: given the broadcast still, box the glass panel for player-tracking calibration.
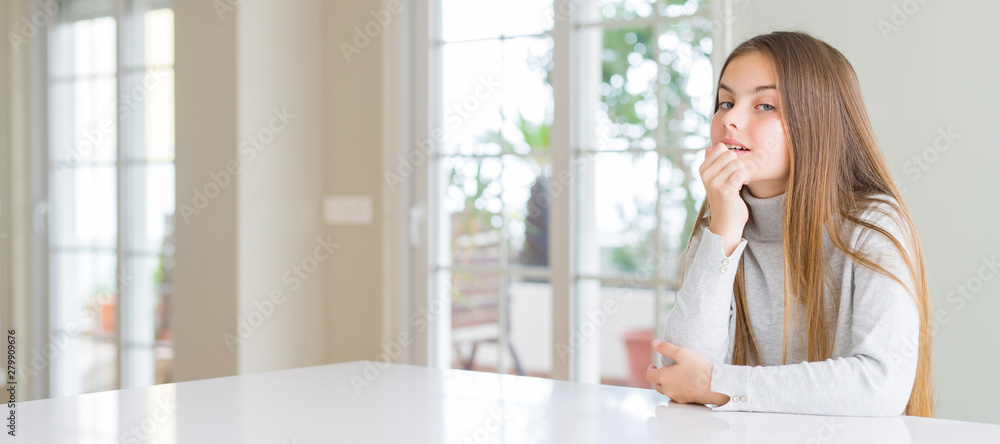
[440,40,504,155]
[122,255,159,388]
[51,251,118,334]
[505,278,551,376]
[503,0,554,36]
[441,0,502,42]
[658,0,707,18]
[500,156,550,268]
[126,164,176,254]
[589,151,659,277]
[577,0,707,23]
[501,37,554,155]
[144,69,175,161]
[144,8,174,67]
[450,271,502,371]
[441,156,505,268]
[581,0,658,22]
[51,336,118,396]
[50,164,118,249]
[657,16,714,148]
[578,25,659,151]
[49,76,117,167]
[658,152,699,281]
[573,277,656,386]
[73,17,117,77]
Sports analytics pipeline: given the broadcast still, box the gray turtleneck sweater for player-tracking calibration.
[659,186,920,416]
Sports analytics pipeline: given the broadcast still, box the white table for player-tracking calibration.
[13,361,1000,443]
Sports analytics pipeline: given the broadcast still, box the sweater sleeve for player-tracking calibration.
[659,225,749,366]
[707,212,920,416]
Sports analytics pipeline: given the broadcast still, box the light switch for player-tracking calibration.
[323,195,373,226]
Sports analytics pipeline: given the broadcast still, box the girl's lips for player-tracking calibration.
[720,138,750,151]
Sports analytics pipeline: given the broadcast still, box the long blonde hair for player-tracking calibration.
[678,31,933,417]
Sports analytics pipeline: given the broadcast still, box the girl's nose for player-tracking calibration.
[722,109,744,130]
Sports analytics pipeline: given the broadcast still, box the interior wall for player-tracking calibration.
[322,0,387,364]
[734,0,1000,424]
[173,0,240,381]
[235,0,326,374]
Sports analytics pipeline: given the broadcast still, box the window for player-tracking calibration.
[425,0,725,385]
[46,0,175,397]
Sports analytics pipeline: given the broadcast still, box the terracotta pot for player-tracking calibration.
[623,329,655,388]
[100,299,116,332]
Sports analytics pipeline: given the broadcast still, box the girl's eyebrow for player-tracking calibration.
[718,83,777,95]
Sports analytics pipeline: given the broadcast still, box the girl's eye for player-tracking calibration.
[718,101,733,110]
[757,104,775,112]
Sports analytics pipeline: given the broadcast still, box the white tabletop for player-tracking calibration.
[13,361,1000,443]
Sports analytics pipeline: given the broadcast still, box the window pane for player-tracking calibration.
[500,156,550,268]
[585,151,659,277]
[441,0,502,42]
[50,165,118,249]
[51,336,118,396]
[579,26,659,151]
[440,40,503,155]
[51,251,118,332]
[440,156,505,268]
[126,164,175,253]
[577,0,707,23]
[144,69,175,160]
[501,37,553,155]
[49,76,118,167]
[657,17,714,148]
[658,152,700,282]
[503,0,554,36]
[73,17,117,77]
[122,254,160,388]
[573,277,657,386]
[144,8,174,66]
[449,271,543,376]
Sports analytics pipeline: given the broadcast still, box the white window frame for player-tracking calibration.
[387,0,737,382]
[36,0,174,398]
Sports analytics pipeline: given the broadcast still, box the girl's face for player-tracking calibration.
[710,52,790,198]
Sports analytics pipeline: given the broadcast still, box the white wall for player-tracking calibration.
[235,0,326,375]
[734,0,1000,424]
[174,0,328,379]
[322,0,386,364]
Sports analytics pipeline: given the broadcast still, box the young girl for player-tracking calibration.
[644,31,933,417]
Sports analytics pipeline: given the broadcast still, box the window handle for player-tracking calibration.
[33,201,48,236]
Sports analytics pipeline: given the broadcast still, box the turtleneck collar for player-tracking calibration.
[740,186,786,242]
